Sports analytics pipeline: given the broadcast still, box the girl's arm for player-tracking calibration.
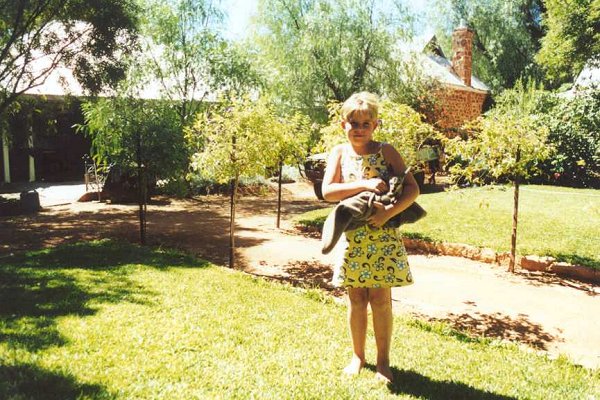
[367,143,420,227]
[321,145,387,202]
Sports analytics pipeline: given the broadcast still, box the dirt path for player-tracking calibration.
[1,181,599,369]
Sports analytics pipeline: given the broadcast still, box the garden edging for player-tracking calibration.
[403,238,600,285]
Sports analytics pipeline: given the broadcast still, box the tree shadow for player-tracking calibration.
[0,198,271,266]
[0,240,208,352]
[0,362,111,400]
[249,260,346,297]
[429,311,559,350]
[514,270,598,296]
[364,365,517,399]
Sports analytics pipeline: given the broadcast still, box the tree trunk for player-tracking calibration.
[509,150,521,273]
[93,161,101,202]
[229,176,238,268]
[277,160,283,228]
[137,132,147,245]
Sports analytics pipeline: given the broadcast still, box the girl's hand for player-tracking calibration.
[367,202,392,228]
[363,178,388,194]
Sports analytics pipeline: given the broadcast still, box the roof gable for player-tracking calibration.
[397,33,490,93]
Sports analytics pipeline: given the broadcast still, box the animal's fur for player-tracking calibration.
[321,167,426,255]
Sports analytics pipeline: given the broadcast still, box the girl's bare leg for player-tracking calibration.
[369,287,394,383]
[344,287,369,375]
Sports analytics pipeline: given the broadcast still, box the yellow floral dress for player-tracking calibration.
[332,144,414,288]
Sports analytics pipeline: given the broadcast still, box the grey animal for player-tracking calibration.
[321,167,426,254]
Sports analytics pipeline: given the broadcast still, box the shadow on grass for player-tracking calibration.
[0,240,209,352]
[0,362,111,400]
[365,365,517,399]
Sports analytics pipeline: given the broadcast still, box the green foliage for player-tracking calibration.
[138,0,260,125]
[539,89,600,188]
[487,80,599,188]
[80,97,187,181]
[0,0,139,116]
[317,100,440,167]
[188,97,310,184]
[272,113,312,167]
[492,79,559,117]
[253,0,414,121]
[536,0,600,86]
[430,0,545,92]
[444,94,552,184]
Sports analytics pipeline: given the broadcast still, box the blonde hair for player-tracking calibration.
[340,91,380,121]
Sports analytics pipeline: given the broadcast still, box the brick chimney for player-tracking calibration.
[451,25,474,87]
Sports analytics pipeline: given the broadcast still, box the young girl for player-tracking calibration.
[321,92,419,383]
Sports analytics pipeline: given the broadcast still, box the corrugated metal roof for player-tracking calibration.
[398,33,490,93]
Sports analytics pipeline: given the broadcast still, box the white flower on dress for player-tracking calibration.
[367,243,377,254]
[354,229,367,240]
[349,261,360,271]
[395,246,407,257]
[383,244,395,256]
[349,247,364,258]
[379,233,392,242]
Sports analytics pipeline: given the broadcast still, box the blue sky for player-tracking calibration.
[223,0,432,40]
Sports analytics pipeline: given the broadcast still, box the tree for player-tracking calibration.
[80,96,185,244]
[444,85,552,272]
[429,0,545,92]
[536,0,600,86]
[253,0,413,121]
[189,97,287,267]
[270,113,311,228]
[0,0,139,119]
[139,0,260,127]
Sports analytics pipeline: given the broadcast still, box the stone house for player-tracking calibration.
[414,26,491,132]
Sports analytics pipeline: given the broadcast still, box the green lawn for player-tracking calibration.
[0,240,598,399]
[295,185,600,269]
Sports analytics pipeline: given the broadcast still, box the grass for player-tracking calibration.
[1,240,599,399]
[294,184,600,269]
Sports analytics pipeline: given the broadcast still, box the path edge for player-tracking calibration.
[403,238,600,285]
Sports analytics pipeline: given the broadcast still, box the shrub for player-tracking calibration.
[444,113,551,186]
[538,89,600,188]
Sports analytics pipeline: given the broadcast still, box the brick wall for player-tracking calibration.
[435,87,488,131]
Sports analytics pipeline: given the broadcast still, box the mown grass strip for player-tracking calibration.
[0,240,598,399]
